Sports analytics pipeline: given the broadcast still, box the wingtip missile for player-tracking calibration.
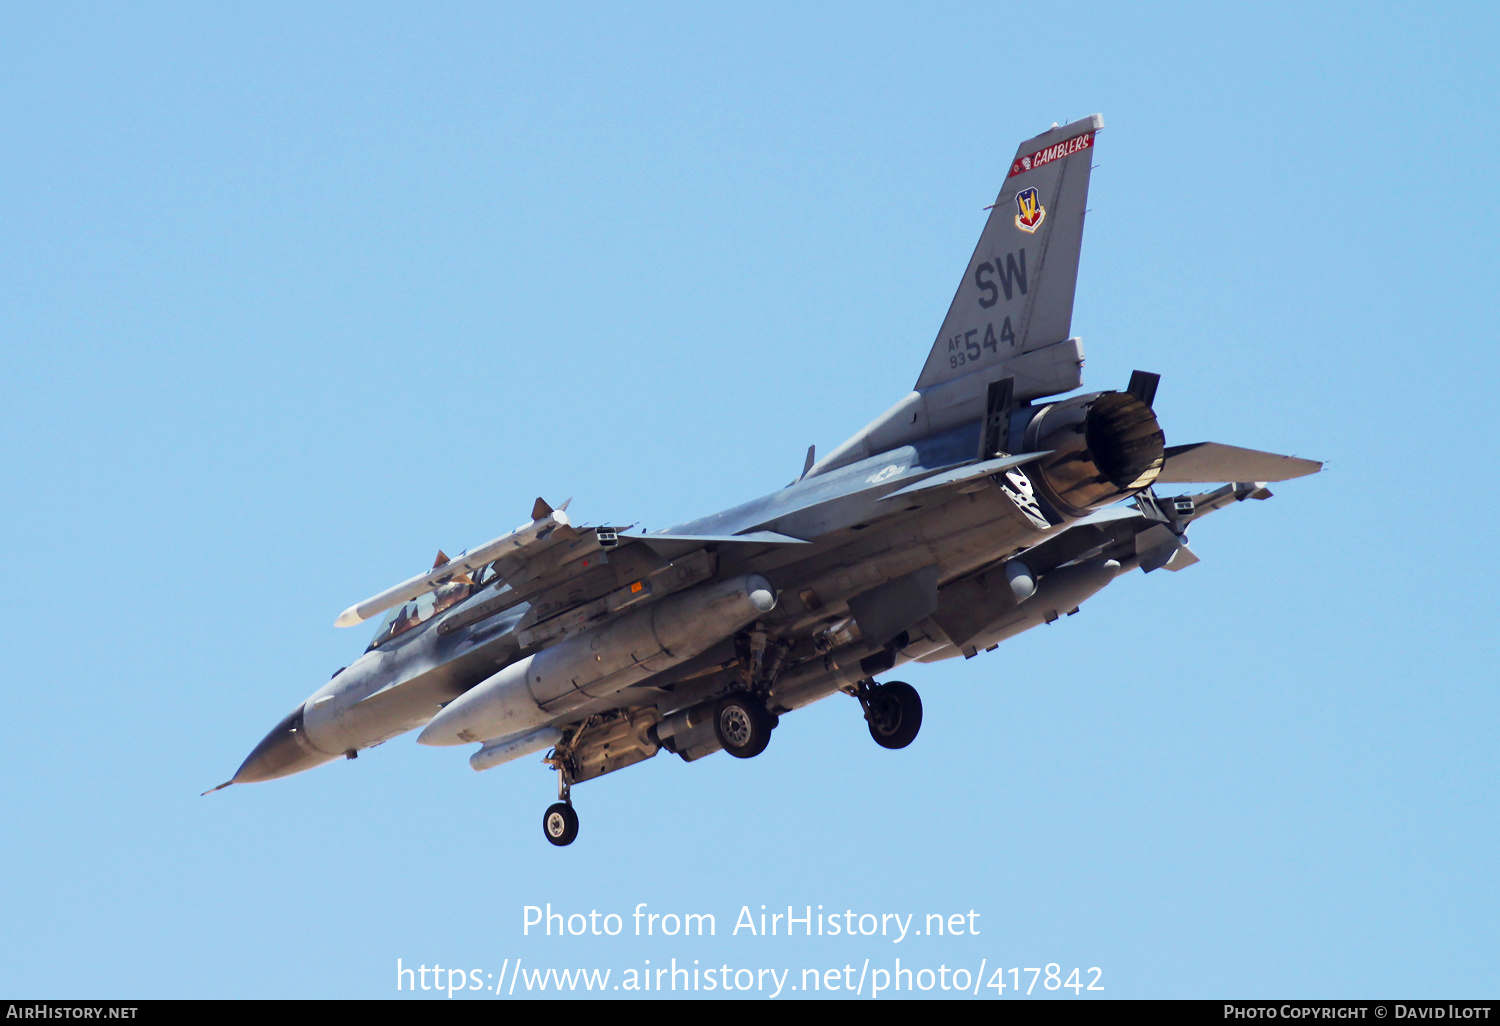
[334,507,576,628]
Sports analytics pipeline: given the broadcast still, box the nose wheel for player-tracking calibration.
[543,772,579,847]
[542,802,578,846]
[857,679,923,749]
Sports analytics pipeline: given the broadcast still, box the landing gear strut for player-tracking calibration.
[714,692,776,759]
[543,773,579,847]
[856,679,923,749]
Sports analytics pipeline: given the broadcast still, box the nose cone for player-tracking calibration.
[232,705,334,783]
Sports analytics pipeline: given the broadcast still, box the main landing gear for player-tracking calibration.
[855,679,923,749]
[713,692,777,759]
[543,774,579,847]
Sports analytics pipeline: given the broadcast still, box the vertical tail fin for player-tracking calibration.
[806,115,1104,479]
[915,114,1102,396]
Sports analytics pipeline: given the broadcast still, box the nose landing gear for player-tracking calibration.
[543,774,579,847]
[855,679,923,749]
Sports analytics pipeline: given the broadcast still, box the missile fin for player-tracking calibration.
[1163,543,1200,571]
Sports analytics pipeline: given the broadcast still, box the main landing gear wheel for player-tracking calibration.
[865,680,923,750]
[543,802,578,846]
[714,692,776,759]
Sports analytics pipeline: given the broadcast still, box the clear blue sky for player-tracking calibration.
[1,2,1495,999]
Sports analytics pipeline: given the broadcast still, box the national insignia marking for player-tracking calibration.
[1014,187,1045,233]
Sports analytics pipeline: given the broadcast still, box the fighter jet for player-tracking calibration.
[209,114,1320,846]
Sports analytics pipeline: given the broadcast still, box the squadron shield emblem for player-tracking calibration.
[996,465,1052,530]
[1014,187,1045,233]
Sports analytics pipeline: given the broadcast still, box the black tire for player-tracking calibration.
[714,693,775,759]
[542,802,579,846]
[866,680,922,750]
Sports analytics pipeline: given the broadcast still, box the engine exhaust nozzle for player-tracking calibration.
[1021,391,1165,515]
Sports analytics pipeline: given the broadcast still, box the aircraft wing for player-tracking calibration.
[334,494,811,654]
[506,529,811,644]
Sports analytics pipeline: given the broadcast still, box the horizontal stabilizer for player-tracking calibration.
[1155,442,1322,483]
[879,451,1051,501]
